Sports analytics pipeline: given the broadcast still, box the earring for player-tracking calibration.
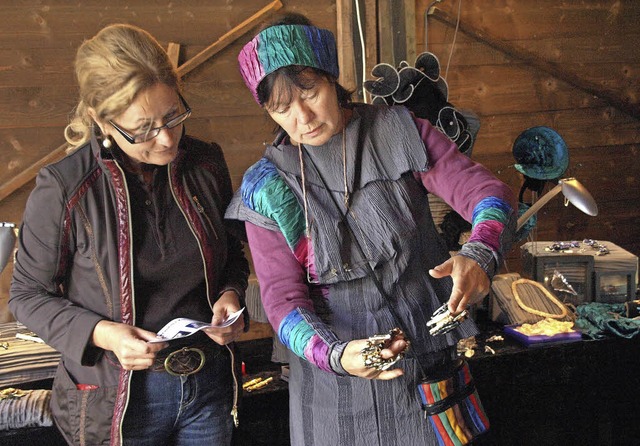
[102,136,113,149]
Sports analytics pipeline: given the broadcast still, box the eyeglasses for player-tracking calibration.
[109,94,191,144]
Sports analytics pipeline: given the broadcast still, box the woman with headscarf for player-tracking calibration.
[227,13,516,446]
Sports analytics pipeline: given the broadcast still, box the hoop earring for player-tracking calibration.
[102,136,113,149]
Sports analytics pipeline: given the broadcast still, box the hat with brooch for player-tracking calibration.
[512,126,569,180]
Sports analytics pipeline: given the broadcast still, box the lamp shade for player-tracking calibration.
[516,178,598,231]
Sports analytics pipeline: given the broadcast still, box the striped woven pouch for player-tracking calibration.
[417,358,490,446]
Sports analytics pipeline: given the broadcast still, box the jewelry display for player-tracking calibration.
[545,239,609,256]
[427,303,469,336]
[361,328,409,371]
[511,278,568,319]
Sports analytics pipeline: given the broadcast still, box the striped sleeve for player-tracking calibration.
[411,115,517,276]
[242,160,349,375]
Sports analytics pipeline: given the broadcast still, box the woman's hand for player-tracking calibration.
[340,335,408,380]
[203,290,245,345]
[429,255,490,315]
[92,320,168,370]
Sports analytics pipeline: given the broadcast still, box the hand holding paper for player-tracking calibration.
[149,308,245,343]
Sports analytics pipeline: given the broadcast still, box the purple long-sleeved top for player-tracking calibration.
[243,111,516,373]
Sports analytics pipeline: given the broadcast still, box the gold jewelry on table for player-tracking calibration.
[511,278,568,319]
[242,377,262,389]
[514,318,575,336]
[361,328,409,371]
[244,376,273,392]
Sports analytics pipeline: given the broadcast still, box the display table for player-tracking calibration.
[235,323,640,446]
[469,328,640,445]
[0,322,64,445]
[0,322,60,387]
[2,326,639,445]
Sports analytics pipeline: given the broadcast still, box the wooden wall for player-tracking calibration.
[413,0,640,273]
[1,1,639,328]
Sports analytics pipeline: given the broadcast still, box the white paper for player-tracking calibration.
[148,308,245,343]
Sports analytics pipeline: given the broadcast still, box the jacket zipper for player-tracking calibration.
[191,194,219,240]
[167,166,240,429]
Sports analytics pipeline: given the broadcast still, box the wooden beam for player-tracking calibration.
[404,0,416,65]
[0,143,68,202]
[337,0,357,92]
[166,42,181,68]
[377,0,394,65]
[430,8,640,121]
[364,0,378,75]
[177,0,283,77]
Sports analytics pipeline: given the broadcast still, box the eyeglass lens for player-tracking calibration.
[132,109,191,143]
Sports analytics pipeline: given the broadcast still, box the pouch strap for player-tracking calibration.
[420,379,477,415]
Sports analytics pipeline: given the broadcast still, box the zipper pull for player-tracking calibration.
[192,195,218,240]
[231,405,239,427]
[192,195,205,213]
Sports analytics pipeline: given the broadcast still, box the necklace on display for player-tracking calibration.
[511,278,569,319]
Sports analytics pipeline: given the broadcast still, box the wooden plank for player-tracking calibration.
[337,0,357,92]
[404,0,416,65]
[377,0,394,64]
[0,127,64,179]
[429,8,640,120]
[0,48,75,88]
[0,143,67,202]
[238,321,273,341]
[470,107,640,156]
[363,0,378,100]
[176,0,284,77]
[391,3,406,66]
[166,42,181,68]
[0,86,77,129]
[417,0,640,41]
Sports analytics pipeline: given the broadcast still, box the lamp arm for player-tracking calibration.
[516,183,563,231]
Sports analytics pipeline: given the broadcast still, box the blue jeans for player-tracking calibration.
[122,347,234,445]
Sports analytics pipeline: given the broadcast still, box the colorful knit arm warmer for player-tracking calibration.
[458,196,515,278]
[279,308,350,375]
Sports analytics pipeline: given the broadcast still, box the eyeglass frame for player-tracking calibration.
[109,94,191,144]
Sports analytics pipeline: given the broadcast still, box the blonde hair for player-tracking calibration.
[64,24,180,147]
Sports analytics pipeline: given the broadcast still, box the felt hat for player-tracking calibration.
[512,126,569,180]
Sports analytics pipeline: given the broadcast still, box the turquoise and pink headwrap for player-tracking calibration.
[238,24,339,104]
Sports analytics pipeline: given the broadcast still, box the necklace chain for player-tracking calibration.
[511,278,569,319]
[298,116,348,283]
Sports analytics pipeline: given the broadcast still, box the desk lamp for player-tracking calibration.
[517,177,598,231]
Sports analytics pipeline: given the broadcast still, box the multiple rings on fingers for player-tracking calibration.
[426,303,469,336]
[361,328,410,371]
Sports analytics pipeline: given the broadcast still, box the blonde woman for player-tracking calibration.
[10,24,248,445]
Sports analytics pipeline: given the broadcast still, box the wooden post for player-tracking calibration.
[337,0,357,93]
